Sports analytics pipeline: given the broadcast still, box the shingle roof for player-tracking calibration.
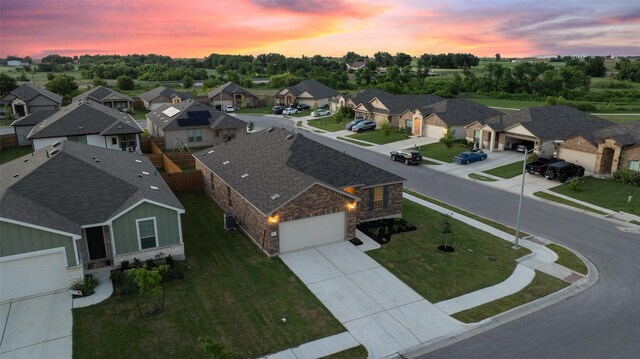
[0,140,183,236]
[278,79,339,100]
[195,128,404,215]
[138,86,194,103]
[10,109,57,127]
[484,106,614,143]
[2,83,62,104]
[350,89,443,115]
[27,100,142,139]
[146,99,246,131]
[592,120,640,146]
[207,81,256,99]
[419,99,502,126]
[73,86,132,103]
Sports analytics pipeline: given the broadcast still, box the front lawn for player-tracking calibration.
[549,176,638,214]
[368,199,530,303]
[307,118,349,132]
[533,191,607,215]
[483,161,525,179]
[73,192,343,358]
[546,243,588,275]
[417,141,469,163]
[0,146,31,164]
[346,130,409,145]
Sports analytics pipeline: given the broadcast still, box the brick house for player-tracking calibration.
[194,127,405,256]
[138,86,195,110]
[411,99,501,139]
[73,86,133,111]
[208,81,258,109]
[274,79,339,109]
[2,83,62,118]
[351,89,442,128]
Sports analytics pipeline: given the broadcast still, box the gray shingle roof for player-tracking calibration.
[27,100,141,139]
[419,99,502,126]
[10,109,57,127]
[73,86,132,103]
[278,79,339,100]
[207,81,256,99]
[138,86,194,103]
[592,120,640,146]
[146,100,246,131]
[0,140,183,236]
[195,128,404,215]
[350,89,443,115]
[2,83,62,104]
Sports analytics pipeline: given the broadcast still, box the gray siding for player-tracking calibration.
[111,202,181,254]
[14,126,33,146]
[0,220,77,266]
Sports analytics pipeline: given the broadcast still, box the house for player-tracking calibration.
[411,99,502,139]
[208,81,258,109]
[146,99,247,150]
[346,61,367,70]
[26,99,143,152]
[138,86,195,110]
[73,86,133,111]
[465,106,614,172]
[0,141,184,302]
[352,89,443,128]
[1,83,62,118]
[10,109,58,146]
[274,79,339,108]
[194,127,405,256]
[7,60,29,67]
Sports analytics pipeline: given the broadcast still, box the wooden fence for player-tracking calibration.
[165,152,195,168]
[161,171,202,192]
[144,154,163,168]
[0,134,18,149]
[162,154,182,173]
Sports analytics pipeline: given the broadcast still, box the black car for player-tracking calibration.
[390,150,423,165]
[544,161,585,183]
[296,104,310,111]
[272,105,286,114]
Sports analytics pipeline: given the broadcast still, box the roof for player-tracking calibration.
[350,89,443,115]
[208,81,256,99]
[347,62,367,69]
[138,86,194,103]
[592,120,640,146]
[483,106,614,143]
[27,100,142,139]
[2,83,62,104]
[195,127,405,215]
[277,79,339,100]
[0,140,183,236]
[146,99,246,131]
[73,86,132,104]
[419,99,502,126]
[10,109,57,127]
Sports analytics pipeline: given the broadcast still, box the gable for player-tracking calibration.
[278,88,290,96]
[370,98,388,111]
[503,123,537,138]
[296,91,314,99]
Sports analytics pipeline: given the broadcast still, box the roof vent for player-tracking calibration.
[135,159,142,163]
[208,150,214,154]
[94,158,101,163]
[12,173,19,178]
[78,126,84,129]
[267,127,274,132]
[201,152,207,157]
[142,171,149,175]
[50,148,60,156]
[23,158,29,162]
[270,193,280,200]
[51,141,61,148]
[223,160,230,165]
[150,185,159,190]
[286,134,294,140]
[241,173,249,179]
[137,174,143,178]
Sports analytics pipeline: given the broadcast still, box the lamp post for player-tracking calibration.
[513,140,563,249]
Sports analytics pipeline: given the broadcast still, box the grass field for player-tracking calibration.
[546,243,588,275]
[346,130,409,145]
[417,141,469,163]
[483,161,525,179]
[308,118,349,132]
[549,176,638,214]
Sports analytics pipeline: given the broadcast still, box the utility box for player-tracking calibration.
[224,213,237,231]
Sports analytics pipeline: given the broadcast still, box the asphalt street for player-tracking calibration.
[238,114,640,358]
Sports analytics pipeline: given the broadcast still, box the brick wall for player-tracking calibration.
[426,114,447,127]
[356,182,403,222]
[560,136,598,153]
[466,122,481,142]
[621,145,640,171]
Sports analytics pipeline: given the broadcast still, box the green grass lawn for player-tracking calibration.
[0,146,32,164]
[452,271,568,323]
[307,118,349,132]
[549,176,638,214]
[483,161,525,179]
[546,243,588,275]
[346,130,408,145]
[417,141,469,163]
[595,114,640,124]
[129,108,149,121]
[533,191,608,215]
[0,118,14,127]
[369,199,530,303]
[73,192,343,359]
[336,136,373,146]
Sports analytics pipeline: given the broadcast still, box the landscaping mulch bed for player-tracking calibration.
[356,218,416,244]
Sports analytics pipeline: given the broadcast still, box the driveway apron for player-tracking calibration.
[280,242,463,358]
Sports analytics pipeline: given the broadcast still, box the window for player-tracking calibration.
[136,218,157,250]
[188,129,202,142]
[67,135,87,144]
[629,160,639,172]
[111,137,118,145]
[369,186,389,210]
[474,130,481,140]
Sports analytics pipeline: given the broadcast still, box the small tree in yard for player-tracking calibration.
[312,102,318,115]
[128,264,167,317]
[381,120,392,136]
[439,128,455,148]
[117,75,134,91]
[182,76,194,89]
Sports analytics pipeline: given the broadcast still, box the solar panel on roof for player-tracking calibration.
[176,110,211,126]
[162,106,180,117]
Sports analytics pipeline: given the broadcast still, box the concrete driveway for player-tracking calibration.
[0,292,72,359]
[280,242,463,358]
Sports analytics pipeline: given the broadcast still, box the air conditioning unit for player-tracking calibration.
[224,213,237,231]
[127,146,134,152]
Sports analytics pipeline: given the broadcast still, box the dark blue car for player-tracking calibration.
[454,151,487,164]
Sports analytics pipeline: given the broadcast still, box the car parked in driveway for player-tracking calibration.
[390,150,423,165]
[345,118,365,130]
[454,151,487,164]
[296,104,310,111]
[352,120,376,132]
[312,109,331,117]
[282,107,298,115]
[544,161,585,183]
[225,105,235,113]
[272,105,286,114]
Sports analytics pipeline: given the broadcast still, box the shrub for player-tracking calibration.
[133,257,142,267]
[146,258,156,269]
[567,179,584,192]
[120,260,130,270]
[72,275,98,296]
[164,254,175,268]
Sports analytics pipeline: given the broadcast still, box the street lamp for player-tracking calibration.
[513,139,563,249]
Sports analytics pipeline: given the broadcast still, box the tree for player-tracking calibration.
[182,75,194,89]
[495,53,501,62]
[45,74,78,99]
[0,73,18,98]
[93,76,107,87]
[584,57,606,77]
[381,120,392,136]
[127,265,167,317]
[439,128,455,148]
[394,52,412,68]
[116,75,134,90]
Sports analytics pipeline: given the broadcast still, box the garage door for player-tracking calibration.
[279,212,346,253]
[426,125,445,140]
[558,148,597,173]
[0,248,68,302]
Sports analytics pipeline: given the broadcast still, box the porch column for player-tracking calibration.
[479,129,484,149]
[489,130,496,152]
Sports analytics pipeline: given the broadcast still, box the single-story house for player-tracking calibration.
[138,86,195,110]
[0,140,184,302]
[274,79,339,108]
[194,127,405,256]
[346,61,367,70]
[411,99,502,139]
[1,83,62,118]
[208,81,258,108]
[146,99,247,150]
[73,86,133,111]
[27,99,143,152]
[10,109,57,146]
[352,90,443,128]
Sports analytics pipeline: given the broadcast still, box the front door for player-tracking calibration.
[86,226,107,260]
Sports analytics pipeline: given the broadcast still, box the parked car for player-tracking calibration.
[454,151,487,164]
[544,161,585,183]
[345,118,365,130]
[516,143,533,152]
[272,105,286,114]
[352,120,376,132]
[313,109,331,117]
[296,104,310,111]
[225,105,235,113]
[526,156,563,175]
[390,150,423,165]
[282,107,298,115]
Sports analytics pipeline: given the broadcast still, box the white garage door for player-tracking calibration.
[426,125,445,140]
[558,148,597,173]
[279,212,346,253]
[0,248,68,302]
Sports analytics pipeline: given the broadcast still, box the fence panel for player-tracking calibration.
[161,171,202,192]
[0,134,18,149]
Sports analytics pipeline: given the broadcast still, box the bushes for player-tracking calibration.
[110,255,187,296]
[72,275,98,296]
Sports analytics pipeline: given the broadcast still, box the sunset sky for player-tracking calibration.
[1,0,639,59]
